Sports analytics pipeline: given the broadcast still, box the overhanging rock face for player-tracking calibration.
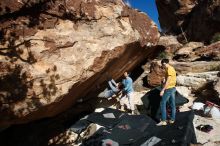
[0,0,160,127]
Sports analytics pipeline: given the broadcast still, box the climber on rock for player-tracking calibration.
[119,71,135,115]
[98,78,123,99]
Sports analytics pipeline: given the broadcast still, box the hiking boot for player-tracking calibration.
[157,121,167,126]
[169,120,175,124]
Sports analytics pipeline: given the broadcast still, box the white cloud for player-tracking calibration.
[124,0,131,7]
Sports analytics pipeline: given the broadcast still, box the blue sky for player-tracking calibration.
[124,0,161,30]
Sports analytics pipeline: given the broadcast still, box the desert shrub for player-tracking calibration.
[211,33,220,43]
[157,51,168,59]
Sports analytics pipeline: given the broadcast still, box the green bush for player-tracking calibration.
[209,65,220,71]
[211,33,220,43]
[157,51,168,59]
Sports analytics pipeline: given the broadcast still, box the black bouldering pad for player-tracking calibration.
[86,108,127,129]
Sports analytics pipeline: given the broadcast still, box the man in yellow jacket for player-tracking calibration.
[157,59,177,126]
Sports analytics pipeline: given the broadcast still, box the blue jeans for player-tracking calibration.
[108,79,119,93]
[160,87,176,121]
[104,79,119,98]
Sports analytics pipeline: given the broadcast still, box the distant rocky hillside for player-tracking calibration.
[0,0,159,127]
[156,0,220,43]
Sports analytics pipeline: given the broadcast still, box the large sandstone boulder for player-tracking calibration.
[176,86,191,98]
[173,41,220,62]
[147,61,165,87]
[0,0,159,127]
[158,35,183,58]
[194,41,220,61]
[173,61,220,74]
[156,0,198,33]
[174,42,204,61]
[177,71,219,90]
[156,0,220,42]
